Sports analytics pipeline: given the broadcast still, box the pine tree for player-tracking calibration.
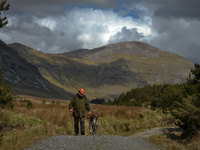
[172,63,200,139]
[191,64,200,80]
[0,64,14,108]
[0,0,10,28]
[173,96,200,139]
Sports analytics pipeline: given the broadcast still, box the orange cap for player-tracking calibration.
[79,88,84,95]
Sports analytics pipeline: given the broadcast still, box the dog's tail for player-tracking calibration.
[93,110,99,117]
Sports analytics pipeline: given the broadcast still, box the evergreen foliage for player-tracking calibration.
[0,0,10,28]
[173,95,200,139]
[191,64,200,81]
[0,134,3,145]
[0,64,14,108]
[90,98,106,104]
[172,63,200,139]
[0,3,12,142]
[105,83,186,111]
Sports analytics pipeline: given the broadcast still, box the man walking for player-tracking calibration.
[69,88,91,136]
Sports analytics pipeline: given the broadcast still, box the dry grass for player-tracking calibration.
[0,95,184,150]
[16,94,71,104]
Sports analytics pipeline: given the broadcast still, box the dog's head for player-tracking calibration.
[87,110,99,120]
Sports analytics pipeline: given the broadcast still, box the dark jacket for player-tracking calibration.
[69,94,91,117]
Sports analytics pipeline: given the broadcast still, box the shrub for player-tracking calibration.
[27,101,34,109]
[42,99,46,104]
[0,64,14,109]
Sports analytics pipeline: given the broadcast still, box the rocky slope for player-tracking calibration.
[0,40,194,100]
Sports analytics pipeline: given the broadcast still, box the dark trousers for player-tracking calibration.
[74,116,85,135]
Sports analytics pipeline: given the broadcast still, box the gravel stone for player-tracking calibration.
[26,135,160,150]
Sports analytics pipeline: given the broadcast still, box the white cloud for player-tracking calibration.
[1,7,152,53]
[41,8,152,50]
[34,17,57,31]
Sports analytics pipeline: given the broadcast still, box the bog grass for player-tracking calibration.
[0,96,198,150]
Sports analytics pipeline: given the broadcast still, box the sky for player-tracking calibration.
[0,0,200,64]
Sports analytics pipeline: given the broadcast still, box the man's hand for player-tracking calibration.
[69,109,73,112]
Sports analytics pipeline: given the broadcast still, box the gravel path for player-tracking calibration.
[26,127,180,150]
[25,134,159,150]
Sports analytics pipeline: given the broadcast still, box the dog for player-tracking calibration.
[87,110,99,135]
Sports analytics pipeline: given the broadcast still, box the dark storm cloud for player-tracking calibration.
[149,18,200,63]
[153,0,200,20]
[9,0,118,17]
[10,0,118,7]
[143,0,200,64]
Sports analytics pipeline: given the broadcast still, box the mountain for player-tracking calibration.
[0,40,73,99]
[0,40,194,100]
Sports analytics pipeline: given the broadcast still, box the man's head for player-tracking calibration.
[78,88,84,97]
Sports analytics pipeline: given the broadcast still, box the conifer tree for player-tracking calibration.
[0,64,14,108]
[173,96,200,139]
[0,0,10,28]
[172,63,200,139]
[191,63,200,84]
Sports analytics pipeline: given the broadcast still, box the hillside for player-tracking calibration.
[0,40,194,99]
[0,40,73,99]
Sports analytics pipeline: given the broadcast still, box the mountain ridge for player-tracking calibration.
[0,39,194,100]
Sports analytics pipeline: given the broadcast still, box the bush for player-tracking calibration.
[42,99,46,104]
[27,101,34,109]
[0,64,14,109]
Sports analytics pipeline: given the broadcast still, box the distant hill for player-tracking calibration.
[0,39,194,100]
